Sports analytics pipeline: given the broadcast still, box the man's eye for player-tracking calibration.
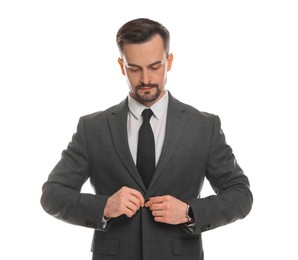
[150,66,160,70]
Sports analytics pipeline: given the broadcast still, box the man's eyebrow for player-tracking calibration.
[148,61,163,66]
[126,61,163,67]
[126,63,141,68]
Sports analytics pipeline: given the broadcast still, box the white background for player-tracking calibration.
[1,0,297,259]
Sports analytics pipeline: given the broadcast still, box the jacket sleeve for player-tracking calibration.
[40,116,108,231]
[188,115,253,235]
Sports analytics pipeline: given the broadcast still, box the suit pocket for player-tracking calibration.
[172,237,202,256]
[92,238,119,256]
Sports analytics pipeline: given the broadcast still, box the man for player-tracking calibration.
[41,18,253,260]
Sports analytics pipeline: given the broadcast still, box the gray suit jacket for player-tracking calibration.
[41,93,253,260]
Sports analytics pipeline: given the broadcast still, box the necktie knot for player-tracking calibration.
[142,109,153,123]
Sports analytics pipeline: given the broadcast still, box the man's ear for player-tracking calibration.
[167,53,174,71]
[118,58,126,75]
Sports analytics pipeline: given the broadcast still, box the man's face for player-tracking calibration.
[118,34,173,106]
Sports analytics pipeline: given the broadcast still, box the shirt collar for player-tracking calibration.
[128,91,169,120]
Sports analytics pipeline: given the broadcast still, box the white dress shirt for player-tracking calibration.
[127,91,169,166]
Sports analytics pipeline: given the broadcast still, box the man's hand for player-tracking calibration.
[103,186,145,219]
[145,195,188,225]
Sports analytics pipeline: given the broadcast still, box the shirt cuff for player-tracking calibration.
[101,216,110,229]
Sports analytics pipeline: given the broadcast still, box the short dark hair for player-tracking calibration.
[116,18,170,56]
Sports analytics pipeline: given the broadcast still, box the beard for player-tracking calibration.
[134,83,162,103]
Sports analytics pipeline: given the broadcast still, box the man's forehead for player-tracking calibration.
[122,49,166,67]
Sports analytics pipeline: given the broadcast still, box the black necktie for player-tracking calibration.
[137,109,155,189]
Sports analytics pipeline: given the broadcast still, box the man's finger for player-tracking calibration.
[127,188,145,207]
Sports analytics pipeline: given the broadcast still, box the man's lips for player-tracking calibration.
[139,86,154,91]
[136,84,158,91]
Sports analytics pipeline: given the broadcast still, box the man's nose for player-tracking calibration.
[140,70,151,84]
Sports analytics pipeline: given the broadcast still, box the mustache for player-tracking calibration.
[135,83,158,89]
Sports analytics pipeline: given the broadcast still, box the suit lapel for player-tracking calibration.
[148,94,187,191]
[107,98,146,191]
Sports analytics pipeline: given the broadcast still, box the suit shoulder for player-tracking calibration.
[173,97,218,121]
[80,98,127,123]
[187,105,216,119]
[81,106,115,121]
